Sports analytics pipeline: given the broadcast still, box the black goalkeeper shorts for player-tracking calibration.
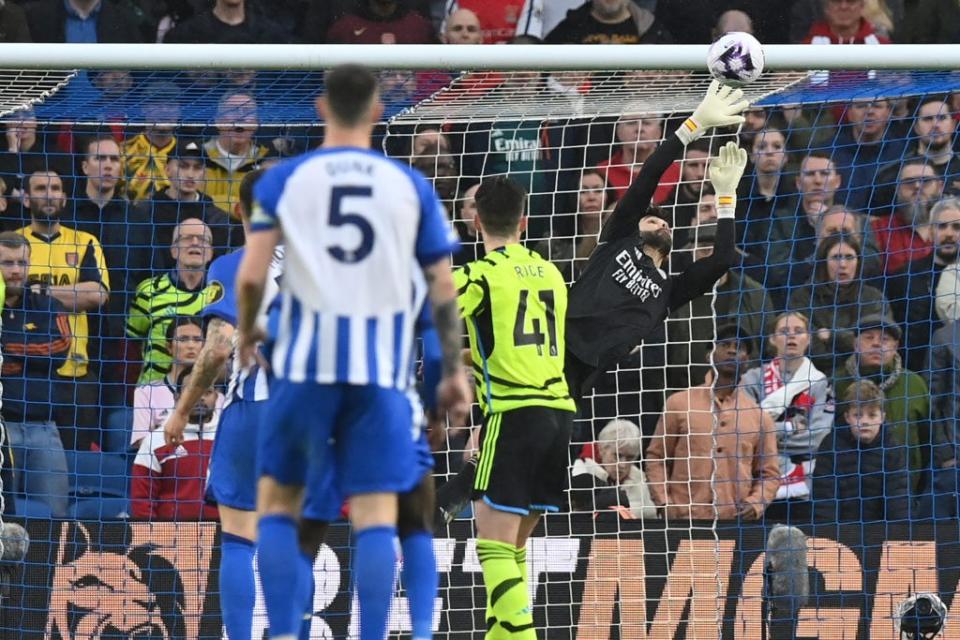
[564,350,601,404]
[472,405,574,515]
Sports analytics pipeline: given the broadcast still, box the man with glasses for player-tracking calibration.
[144,139,242,271]
[872,161,943,274]
[127,218,219,384]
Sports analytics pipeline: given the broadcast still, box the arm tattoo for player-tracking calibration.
[194,319,233,387]
[175,318,233,414]
[432,298,464,377]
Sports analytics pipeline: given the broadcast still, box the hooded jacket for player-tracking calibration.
[131,415,218,521]
[201,139,268,216]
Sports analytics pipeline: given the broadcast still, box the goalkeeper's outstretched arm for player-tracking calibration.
[669,141,748,311]
[600,80,749,244]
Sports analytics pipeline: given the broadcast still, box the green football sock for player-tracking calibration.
[476,539,536,639]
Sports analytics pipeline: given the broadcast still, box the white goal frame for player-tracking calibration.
[0,42,958,71]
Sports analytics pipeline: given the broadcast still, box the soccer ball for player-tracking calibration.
[707,32,765,87]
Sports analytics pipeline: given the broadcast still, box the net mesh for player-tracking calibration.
[0,67,957,639]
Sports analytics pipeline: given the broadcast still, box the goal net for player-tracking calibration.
[0,55,956,640]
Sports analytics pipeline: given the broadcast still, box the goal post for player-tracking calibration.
[0,42,959,69]
[0,44,957,640]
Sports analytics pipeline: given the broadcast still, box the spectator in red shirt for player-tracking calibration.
[872,161,942,274]
[597,112,680,205]
[326,0,435,44]
[803,0,890,44]
[443,0,541,43]
[131,366,221,521]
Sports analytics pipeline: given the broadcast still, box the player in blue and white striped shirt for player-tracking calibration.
[165,170,344,640]
[235,65,471,640]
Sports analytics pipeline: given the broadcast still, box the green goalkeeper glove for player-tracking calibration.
[708,141,748,220]
[675,80,749,145]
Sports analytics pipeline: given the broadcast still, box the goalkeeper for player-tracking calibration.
[438,81,750,521]
[565,80,749,402]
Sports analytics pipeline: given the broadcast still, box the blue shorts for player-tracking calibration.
[413,431,433,481]
[206,399,343,520]
[259,380,418,498]
[408,389,434,481]
[206,399,260,511]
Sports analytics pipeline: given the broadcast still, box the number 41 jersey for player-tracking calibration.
[455,244,575,415]
[251,146,460,389]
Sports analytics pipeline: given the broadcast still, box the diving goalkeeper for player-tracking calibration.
[565,80,749,401]
[438,81,749,521]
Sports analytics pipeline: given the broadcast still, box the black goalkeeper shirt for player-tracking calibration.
[567,133,737,370]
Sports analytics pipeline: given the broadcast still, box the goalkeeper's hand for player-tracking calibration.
[708,141,748,219]
[676,80,749,144]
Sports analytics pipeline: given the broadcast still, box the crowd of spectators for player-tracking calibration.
[0,0,954,46]
[0,0,958,527]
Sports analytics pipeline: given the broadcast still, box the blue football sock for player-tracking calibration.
[257,514,302,637]
[401,530,438,640]
[298,551,315,640]
[219,533,256,640]
[354,526,398,640]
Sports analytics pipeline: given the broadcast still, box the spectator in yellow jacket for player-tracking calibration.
[202,92,267,216]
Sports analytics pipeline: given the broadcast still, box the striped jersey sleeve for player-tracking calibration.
[257,148,454,390]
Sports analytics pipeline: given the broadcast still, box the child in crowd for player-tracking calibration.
[811,380,909,523]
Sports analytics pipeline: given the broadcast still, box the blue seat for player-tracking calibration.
[65,451,129,498]
[15,498,52,519]
[103,407,135,453]
[69,497,130,520]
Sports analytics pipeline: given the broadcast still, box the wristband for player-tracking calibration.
[716,194,736,220]
[674,117,703,145]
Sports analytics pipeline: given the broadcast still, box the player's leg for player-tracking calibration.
[337,385,417,640]
[513,408,575,623]
[297,460,342,640]
[257,380,335,640]
[219,507,259,640]
[472,410,539,640]
[296,518,329,640]
[257,477,306,640]
[206,401,262,640]
[398,473,438,640]
[513,513,541,597]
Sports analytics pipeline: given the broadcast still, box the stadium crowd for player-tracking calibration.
[0,0,957,529]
